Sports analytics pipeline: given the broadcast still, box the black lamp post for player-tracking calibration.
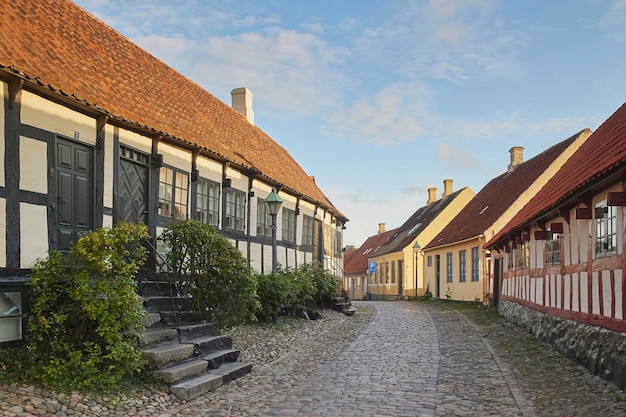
[265,187,283,273]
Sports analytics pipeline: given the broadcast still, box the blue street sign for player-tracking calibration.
[368,262,377,274]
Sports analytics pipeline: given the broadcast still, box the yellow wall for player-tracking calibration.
[368,187,475,298]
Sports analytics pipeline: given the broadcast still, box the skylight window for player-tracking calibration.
[363,248,372,255]
[479,206,489,215]
[407,223,422,235]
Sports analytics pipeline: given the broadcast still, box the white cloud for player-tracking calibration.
[321,83,431,146]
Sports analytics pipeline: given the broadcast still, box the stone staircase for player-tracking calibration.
[332,296,356,316]
[139,274,252,400]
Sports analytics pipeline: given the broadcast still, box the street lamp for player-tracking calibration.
[265,187,283,273]
[413,242,421,298]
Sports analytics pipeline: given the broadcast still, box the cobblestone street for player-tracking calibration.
[168,301,626,417]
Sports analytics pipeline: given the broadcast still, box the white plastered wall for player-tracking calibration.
[21,91,96,145]
[19,137,47,193]
[20,203,48,268]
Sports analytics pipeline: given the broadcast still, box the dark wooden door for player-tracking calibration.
[57,139,93,251]
[118,146,149,225]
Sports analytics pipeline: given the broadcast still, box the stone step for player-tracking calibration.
[140,326,177,347]
[142,312,162,328]
[178,322,218,341]
[186,334,232,356]
[142,341,195,368]
[202,348,240,369]
[155,358,208,384]
[169,362,253,400]
[160,310,203,327]
[143,296,192,313]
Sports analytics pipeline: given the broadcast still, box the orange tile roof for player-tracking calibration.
[0,0,345,220]
[487,103,626,247]
[344,228,399,275]
[425,130,587,250]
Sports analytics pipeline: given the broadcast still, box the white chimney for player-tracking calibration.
[231,87,254,125]
[508,147,524,172]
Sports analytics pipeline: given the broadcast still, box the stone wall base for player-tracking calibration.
[499,300,626,390]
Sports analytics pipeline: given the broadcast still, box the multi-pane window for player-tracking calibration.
[514,242,529,269]
[224,188,245,231]
[282,208,296,243]
[302,215,314,246]
[459,249,466,282]
[507,248,514,269]
[196,179,219,226]
[0,291,23,343]
[545,231,563,266]
[446,252,453,283]
[471,246,479,282]
[595,201,617,256]
[391,261,396,284]
[158,166,188,219]
[256,198,272,237]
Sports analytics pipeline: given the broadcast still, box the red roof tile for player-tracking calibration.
[487,103,626,247]
[425,130,588,249]
[344,229,399,275]
[0,0,344,219]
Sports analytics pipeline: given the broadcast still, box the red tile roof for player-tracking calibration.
[0,0,345,220]
[487,103,626,247]
[425,130,588,250]
[344,228,399,275]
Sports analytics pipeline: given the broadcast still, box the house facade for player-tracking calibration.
[486,103,626,389]
[423,131,590,302]
[368,180,474,300]
[0,0,346,345]
[342,224,398,300]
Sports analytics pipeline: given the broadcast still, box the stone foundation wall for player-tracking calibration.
[499,300,626,390]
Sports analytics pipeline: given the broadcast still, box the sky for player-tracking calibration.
[74,0,626,248]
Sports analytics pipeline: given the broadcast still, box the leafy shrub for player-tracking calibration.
[162,220,259,328]
[26,223,148,392]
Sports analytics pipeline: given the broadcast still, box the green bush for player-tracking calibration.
[26,223,148,392]
[162,220,259,328]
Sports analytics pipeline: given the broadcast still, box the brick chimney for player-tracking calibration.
[231,87,254,125]
[442,179,453,197]
[508,147,524,172]
[378,223,386,234]
[427,187,437,205]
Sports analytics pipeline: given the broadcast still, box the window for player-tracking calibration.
[303,215,314,246]
[196,179,219,226]
[159,166,188,219]
[446,252,453,283]
[514,242,529,269]
[282,208,296,243]
[256,198,272,237]
[459,249,466,282]
[507,248,514,269]
[0,291,23,343]
[545,230,562,266]
[335,230,342,254]
[471,246,479,282]
[595,201,617,256]
[391,261,396,284]
[427,256,432,267]
[224,188,245,231]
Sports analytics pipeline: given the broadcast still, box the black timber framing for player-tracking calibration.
[4,81,21,272]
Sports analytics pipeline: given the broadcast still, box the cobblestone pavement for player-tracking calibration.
[163,302,565,416]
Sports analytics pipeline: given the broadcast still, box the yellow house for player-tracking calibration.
[368,180,474,300]
[423,131,591,302]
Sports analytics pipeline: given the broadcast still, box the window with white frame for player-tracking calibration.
[224,188,245,231]
[302,215,314,246]
[545,230,563,266]
[391,261,396,284]
[256,197,272,237]
[471,246,479,282]
[595,200,617,256]
[427,255,432,267]
[282,207,296,243]
[196,178,219,226]
[507,247,514,269]
[459,249,466,282]
[159,166,188,219]
[446,252,453,283]
[514,242,529,269]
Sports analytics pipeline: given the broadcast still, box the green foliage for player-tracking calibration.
[255,263,340,322]
[162,220,259,328]
[26,223,148,392]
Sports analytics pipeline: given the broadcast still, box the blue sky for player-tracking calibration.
[74,0,626,247]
